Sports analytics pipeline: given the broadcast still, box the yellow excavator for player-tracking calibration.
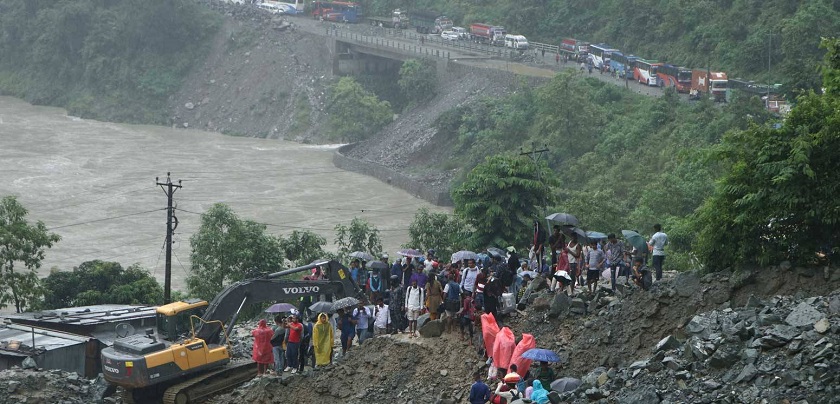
[101,260,363,404]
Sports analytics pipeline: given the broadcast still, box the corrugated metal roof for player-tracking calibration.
[2,304,157,326]
[0,324,90,356]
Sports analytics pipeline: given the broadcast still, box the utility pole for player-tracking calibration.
[520,143,550,272]
[156,172,182,304]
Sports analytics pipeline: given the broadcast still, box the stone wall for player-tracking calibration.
[332,144,453,206]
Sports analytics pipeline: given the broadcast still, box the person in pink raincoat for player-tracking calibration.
[252,319,274,375]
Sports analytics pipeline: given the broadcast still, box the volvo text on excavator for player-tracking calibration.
[101,260,363,404]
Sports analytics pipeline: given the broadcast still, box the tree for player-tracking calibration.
[40,261,163,309]
[333,218,383,262]
[406,208,469,260]
[187,204,285,301]
[280,230,329,266]
[325,77,393,142]
[0,196,61,313]
[692,38,840,270]
[398,59,437,105]
[452,155,556,248]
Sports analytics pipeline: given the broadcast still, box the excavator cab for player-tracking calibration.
[155,299,208,342]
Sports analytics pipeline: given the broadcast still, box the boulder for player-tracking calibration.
[813,318,830,334]
[734,363,757,383]
[585,388,607,400]
[531,294,551,311]
[654,335,681,353]
[686,315,713,337]
[417,313,431,329]
[569,298,586,315]
[549,293,571,317]
[419,319,444,338]
[21,357,37,369]
[617,385,659,404]
[708,344,740,369]
[784,302,823,328]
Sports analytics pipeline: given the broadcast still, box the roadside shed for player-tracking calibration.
[0,324,97,377]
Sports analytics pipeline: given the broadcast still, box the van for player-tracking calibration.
[504,34,529,50]
[451,26,468,40]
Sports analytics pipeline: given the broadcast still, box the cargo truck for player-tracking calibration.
[470,23,506,46]
[408,10,452,34]
[366,8,408,28]
[691,70,728,102]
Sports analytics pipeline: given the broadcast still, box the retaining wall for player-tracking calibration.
[333,144,453,207]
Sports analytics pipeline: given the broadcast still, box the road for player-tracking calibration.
[288,14,682,100]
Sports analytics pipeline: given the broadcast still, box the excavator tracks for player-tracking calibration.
[162,360,257,404]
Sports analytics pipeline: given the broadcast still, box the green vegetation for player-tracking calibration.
[692,38,840,270]
[453,155,557,249]
[334,217,383,262]
[0,196,61,313]
[40,261,163,309]
[363,0,840,91]
[405,208,468,261]
[429,70,774,270]
[187,203,286,301]
[398,59,438,106]
[325,77,393,142]
[0,0,221,123]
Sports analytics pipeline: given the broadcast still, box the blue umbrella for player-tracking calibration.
[521,348,562,362]
[586,231,608,240]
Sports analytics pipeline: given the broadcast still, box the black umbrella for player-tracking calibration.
[309,301,335,314]
[546,212,580,226]
[367,261,388,270]
[332,296,360,310]
[486,247,506,258]
[349,251,376,261]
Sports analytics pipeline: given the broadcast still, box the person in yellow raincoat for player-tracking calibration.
[312,313,334,366]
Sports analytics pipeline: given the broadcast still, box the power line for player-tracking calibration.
[47,208,165,230]
[173,207,411,233]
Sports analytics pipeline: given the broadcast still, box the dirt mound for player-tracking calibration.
[210,334,481,404]
[0,367,109,404]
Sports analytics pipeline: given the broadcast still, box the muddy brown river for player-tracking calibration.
[0,96,449,292]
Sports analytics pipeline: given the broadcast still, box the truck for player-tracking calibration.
[559,38,589,62]
[691,70,728,102]
[470,23,506,46]
[408,10,452,34]
[504,34,529,50]
[101,260,364,404]
[366,8,408,28]
[311,1,362,23]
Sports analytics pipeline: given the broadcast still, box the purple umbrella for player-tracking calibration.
[265,303,296,313]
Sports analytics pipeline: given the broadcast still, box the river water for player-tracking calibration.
[0,96,449,292]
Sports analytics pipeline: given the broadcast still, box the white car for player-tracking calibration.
[451,27,468,40]
[440,30,459,41]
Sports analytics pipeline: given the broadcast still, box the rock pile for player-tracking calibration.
[0,367,110,404]
[550,290,840,403]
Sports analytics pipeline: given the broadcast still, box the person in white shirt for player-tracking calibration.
[373,298,390,336]
[460,259,480,294]
[404,279,425,338]
[647,223,668,281]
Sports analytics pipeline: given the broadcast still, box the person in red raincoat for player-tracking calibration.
[252,319,274,375]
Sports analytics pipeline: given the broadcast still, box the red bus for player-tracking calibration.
[311,1,362,23]
[657,64,692,93]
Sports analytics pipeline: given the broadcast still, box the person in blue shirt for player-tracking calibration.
[349,259,361,284]
[468,371,491,404]
[337,308,356,355]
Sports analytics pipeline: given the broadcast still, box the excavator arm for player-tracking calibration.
[196,259,363,345]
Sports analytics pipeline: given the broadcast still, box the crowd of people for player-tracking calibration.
[250,222,669,400]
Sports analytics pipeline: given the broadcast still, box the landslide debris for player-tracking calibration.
[210,334,481,404]
[0,367,111,404]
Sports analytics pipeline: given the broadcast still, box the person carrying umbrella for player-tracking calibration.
[367,268,384,302]
[536,361,556,393]
[312,313,333,367]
